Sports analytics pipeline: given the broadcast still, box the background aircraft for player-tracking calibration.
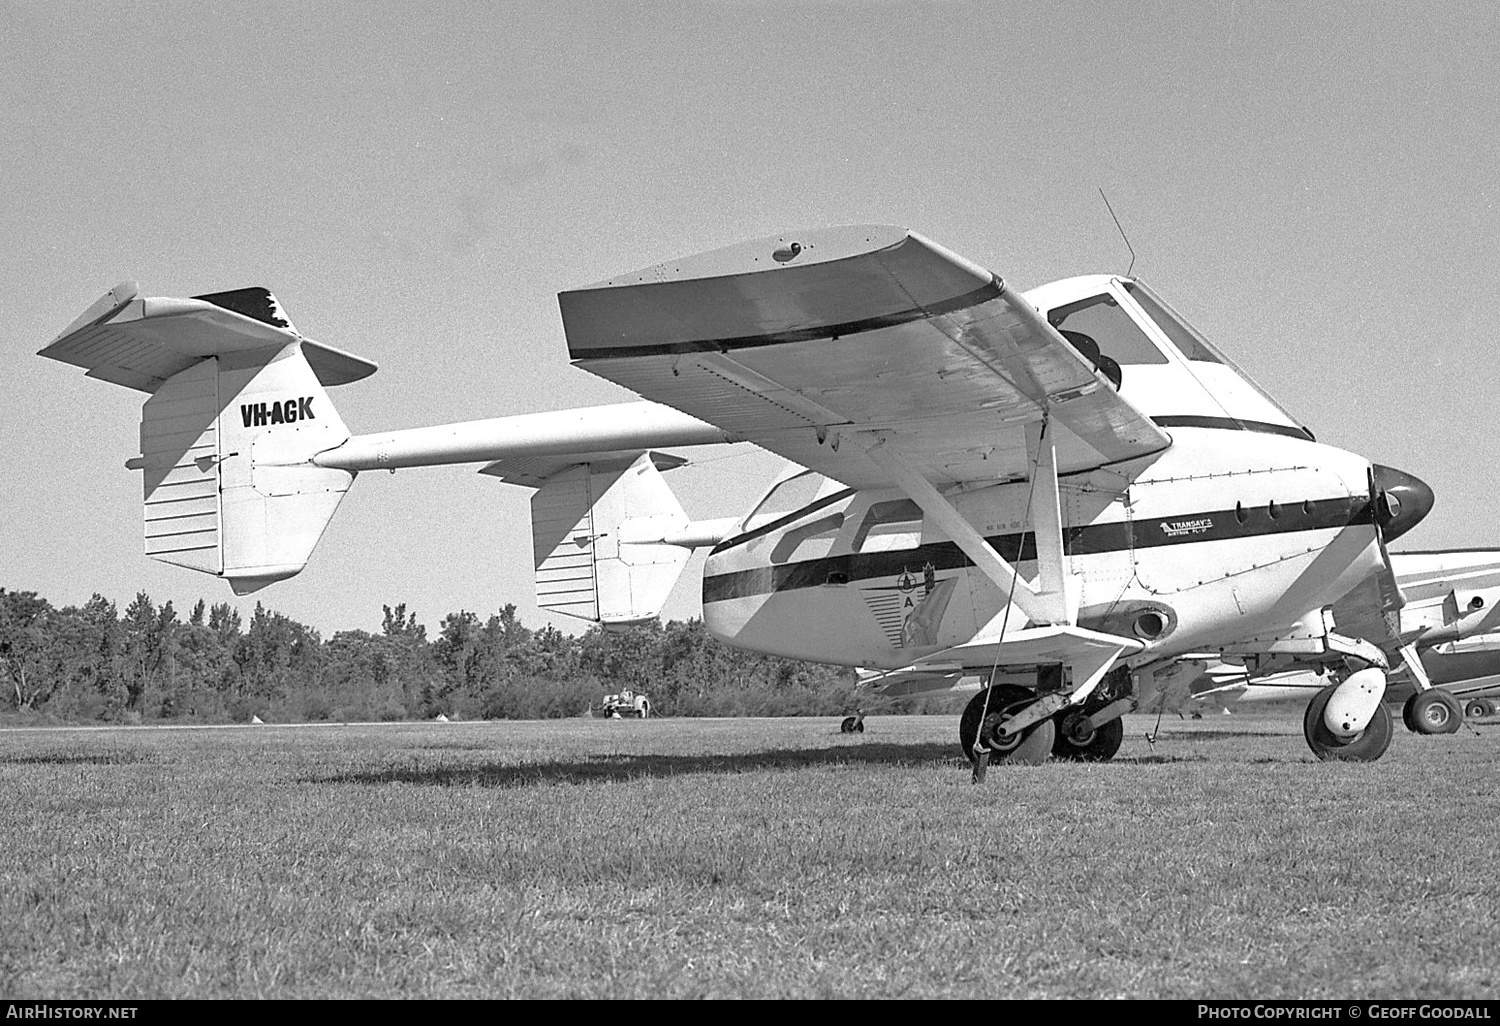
[1189,549,1500,727]
[38,226,1446,770]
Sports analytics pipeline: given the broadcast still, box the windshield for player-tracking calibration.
[1123,280,1310,432]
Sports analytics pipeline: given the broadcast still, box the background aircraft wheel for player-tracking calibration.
[1401,695,1420,733]
[1409,690,1463,735]
[840,716,858,734]
[960,685,1053,766]
[1466,699,1491,719]
[1051,711,1124,762]
[1303,684,1393,762]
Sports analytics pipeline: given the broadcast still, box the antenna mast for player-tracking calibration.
[1098,188,1136,277]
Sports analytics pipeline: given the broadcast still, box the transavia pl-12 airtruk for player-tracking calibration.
[41,225,1460,772]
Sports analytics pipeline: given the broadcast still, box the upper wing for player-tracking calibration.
[1331,550,1500,657]
[38,282,377,392]
[558,226,1169,489]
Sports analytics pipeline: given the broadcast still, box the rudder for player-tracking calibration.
[135,343,356,593]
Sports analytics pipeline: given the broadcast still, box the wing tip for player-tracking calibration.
[39,280,141,356]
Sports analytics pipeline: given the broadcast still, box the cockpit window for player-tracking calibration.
[1047,293,1168,366]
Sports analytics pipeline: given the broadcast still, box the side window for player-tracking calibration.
[743,471,824,532]
[770,513,845,564]
[853,499,923,553]
[1048,293,1168,366]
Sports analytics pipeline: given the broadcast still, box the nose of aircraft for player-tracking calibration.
[1373,464,1435,542]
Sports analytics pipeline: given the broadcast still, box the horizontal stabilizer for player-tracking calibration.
[39,282,377,392]
[481,450,688,489]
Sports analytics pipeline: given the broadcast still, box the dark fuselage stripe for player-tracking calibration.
[701,496,1374,604]
[569,276,1006,361]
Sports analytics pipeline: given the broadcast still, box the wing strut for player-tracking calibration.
[1025,417,1076,625]
[857,426,1073,626]
[1397,641,1435,692]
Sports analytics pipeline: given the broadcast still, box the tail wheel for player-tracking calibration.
[1408,690,1462,735]
[960,685,1053,767]
[1303,684,1393,762]
[839,716,865,734]
[1052,711,1124,762]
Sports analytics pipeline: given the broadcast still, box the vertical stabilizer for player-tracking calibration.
[134,343,356,594]
[529,453,694,625]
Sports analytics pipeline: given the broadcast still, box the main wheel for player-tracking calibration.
[1409,690,1462,734]
[1052,710,1124,762]
[1466,699,1492,719]
[840,715,858,734]
[960,686,1054,767]
[1303,684,1393,762]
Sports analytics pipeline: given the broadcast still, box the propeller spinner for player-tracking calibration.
[1372,465,1435,542]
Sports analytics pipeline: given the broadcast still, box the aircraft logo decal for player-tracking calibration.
[896,563,937,597]
[1159,516,1214,538]
[867,563,944,647]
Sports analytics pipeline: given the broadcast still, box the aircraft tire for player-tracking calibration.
[1303,684,1393,762]
[840,716,858,734]
[1401,696,1417,733]
[960,685,1053,767]
[1051,711,1124,762]
[1409,690,1463,735]
[1466,699,1492,720]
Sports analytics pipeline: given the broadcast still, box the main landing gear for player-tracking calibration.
[960,685,1055,768]
[1051,709,1125,762]
[961,669,1133,773]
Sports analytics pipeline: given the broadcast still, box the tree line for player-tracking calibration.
[0,587,896,724]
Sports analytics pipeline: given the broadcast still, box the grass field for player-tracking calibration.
[1,712,1497,999]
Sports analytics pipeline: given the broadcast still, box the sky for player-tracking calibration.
[5,0,1500,639]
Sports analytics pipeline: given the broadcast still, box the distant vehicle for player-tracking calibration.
[602,689,651,719]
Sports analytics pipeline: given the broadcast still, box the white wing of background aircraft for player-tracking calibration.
[39,225,1444,772]
[1190,550,1500,728]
